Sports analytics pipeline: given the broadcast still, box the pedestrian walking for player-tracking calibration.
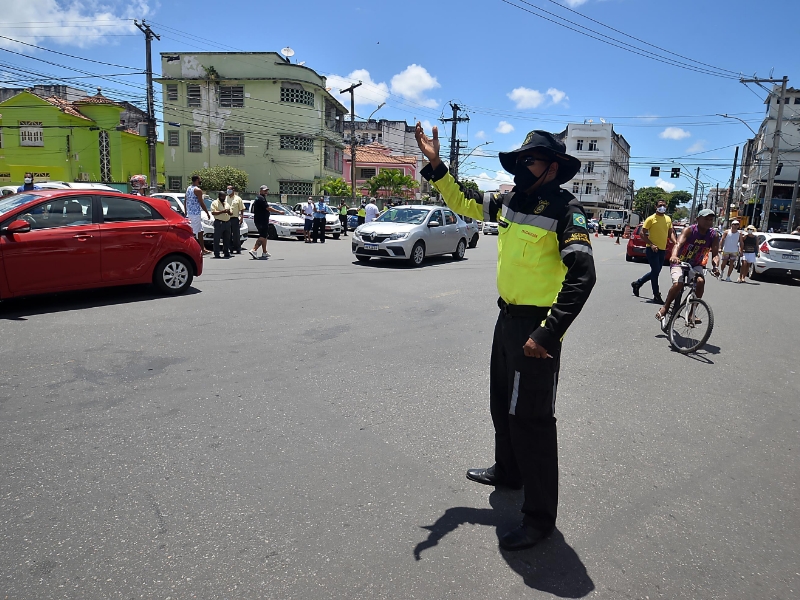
[718,220,741,281]
[210,191,232,258]
[416,123,596,551]
[16,172,41,193]
[339,201,349,236]
[227,186,245,254]
[631,199,675,304]
[357,202,366,226]
[365,198,380,223]
[312,197,327,243]
[248,185,271,259]
[186,175,212,255]
[656,209,720,323]
[738,225,758,283]
[303,197,314,242]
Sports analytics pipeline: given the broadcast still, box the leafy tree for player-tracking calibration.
[461,179,484,195]
[669,190,692,213]
[190,165,247,194]
[633,186,669,216]
[364,169,419,198]
[320,176,351,197]
[672,206,689,220]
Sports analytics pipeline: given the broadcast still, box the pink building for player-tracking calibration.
[343,143,419,199]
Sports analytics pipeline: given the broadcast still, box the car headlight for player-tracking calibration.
[388,232,409,240]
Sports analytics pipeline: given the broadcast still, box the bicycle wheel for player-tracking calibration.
[668,298,714,353]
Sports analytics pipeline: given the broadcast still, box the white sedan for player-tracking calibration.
[150,192,249,247]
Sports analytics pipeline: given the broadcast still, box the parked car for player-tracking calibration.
[0,189,203,298]
[266,203,306,240]
[151,192,249,248]
[463,216,480,248]
[753,233,800,279]
[626,224,678,264]
[36,181,119,191]
[483,221,499,235]
[1,186,20,197]
[353,205,468,267]
[587,219,599,233]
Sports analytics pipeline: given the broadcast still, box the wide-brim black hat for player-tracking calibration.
[499,130,581,184]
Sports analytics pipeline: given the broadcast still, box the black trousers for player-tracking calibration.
[339,214,348,235]
[490,307,561,531]
[312,217,326,242]
[229,219,241,252]
[213,219,231,256]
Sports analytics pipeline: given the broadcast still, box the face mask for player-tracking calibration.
[656,206,666,214]
[24,178,32,184]
[514,162,547,191]
[227,189,233,195]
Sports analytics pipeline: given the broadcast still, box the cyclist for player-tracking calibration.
[656,209,720,324]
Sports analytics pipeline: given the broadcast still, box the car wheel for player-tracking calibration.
[469,233,479,248]
[625,254,633,262]
[154,255,193,295]
[453,238,466,260]
[356,255,371,263]
[409,241,425,267]
[333,233,340,240]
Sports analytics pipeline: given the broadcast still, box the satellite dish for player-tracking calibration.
[600,118,606,124]
[281,47,295,58]
[298,61,306,66]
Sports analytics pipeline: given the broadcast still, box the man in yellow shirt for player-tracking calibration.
[210,191,232,258]
[226,186,245,254]
[631,199,676,304]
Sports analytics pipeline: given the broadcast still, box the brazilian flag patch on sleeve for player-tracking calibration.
[572,213,587,228]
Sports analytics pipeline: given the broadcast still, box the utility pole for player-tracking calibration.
[741,75,788,231]
[340,82,362,206]
[689,166,700,222]
[726,145,739,226]
[440,103,469,180]
[134,20,160,194]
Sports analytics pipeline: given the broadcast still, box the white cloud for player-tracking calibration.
[655,178,676,193]
[508,87,545,109]
[475,130,486,140]
[564,0,589,7]
[472,170,514,191]
[686,140,707,154]
[659,127,691,140]
[419,120,433,134]
[390,64,440,108]
[0,0,152,49]
[636,114,660,122]
[546,88,568,104]
[496,121,515,134]
[325,69,390,108]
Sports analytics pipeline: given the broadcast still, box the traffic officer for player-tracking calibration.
[415,123,596,551]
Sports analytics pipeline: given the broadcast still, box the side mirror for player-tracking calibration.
[3,219,31,235]
[428,220,441,228]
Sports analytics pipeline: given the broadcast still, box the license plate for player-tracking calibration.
[364,243,379,250]
[782,254,798,261]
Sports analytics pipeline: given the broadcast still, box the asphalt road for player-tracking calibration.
[1,232,798,599]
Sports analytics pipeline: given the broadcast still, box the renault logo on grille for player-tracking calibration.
[369,233,376,241]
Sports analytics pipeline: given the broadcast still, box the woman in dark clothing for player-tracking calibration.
[249,185,271,259]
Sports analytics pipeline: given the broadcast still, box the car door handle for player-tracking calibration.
[73,234,93,239]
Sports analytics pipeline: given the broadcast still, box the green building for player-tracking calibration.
[157,52,347,195]
[0,89,163,189]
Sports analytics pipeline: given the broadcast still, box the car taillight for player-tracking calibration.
[175,220,193,235]
[759,241,769,254]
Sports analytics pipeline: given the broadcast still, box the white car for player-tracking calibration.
[0,185,19,196]
[753,233,800,279]
[36,181,119,191]
[483,221,499,235]
[150,192,248,247]
[267,203,306,239]
[463,216,480,248]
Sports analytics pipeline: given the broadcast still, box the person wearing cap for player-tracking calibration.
[719,219,742,281]
[656,209,720,323]
[248,186,271,259]
[415,123,596,551]
[631,199,675,304]
[738,224,758,283]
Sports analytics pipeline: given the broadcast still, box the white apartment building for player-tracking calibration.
[555,122,630,219]
[737,86,800,231]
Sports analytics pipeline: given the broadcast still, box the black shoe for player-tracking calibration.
[466,466,522,489]
[499,523,554,551]
[652,294,665,304]
[631,281,641,297]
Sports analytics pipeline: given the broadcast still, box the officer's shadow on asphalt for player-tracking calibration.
[413,489,595,598]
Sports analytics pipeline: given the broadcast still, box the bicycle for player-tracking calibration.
[659,262,716,353]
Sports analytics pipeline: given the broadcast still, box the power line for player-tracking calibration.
[0,35,143,70]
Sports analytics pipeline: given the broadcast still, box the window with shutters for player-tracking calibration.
[188,131,202,153]
[219,132,244,155]
[19,121,44,146]
[187,84,201,107]
[280,135,313,152]
[576,139,583,151]
[584,182,593,195]
[280,82,314,107]
[359,168,376,179]
[219,85,244,108]
[573,182,580,194]
[168,176,182,191]
[166,84,178,101]
[586,161,594,174]
[588,139,598,151]
[279,181,313,195]
[167,130,180,146]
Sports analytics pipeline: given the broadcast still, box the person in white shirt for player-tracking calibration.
[719,220,742,281]
[364,199,380,223]
[303,197,314,243]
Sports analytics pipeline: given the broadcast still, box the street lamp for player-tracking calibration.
[716,113,758,136]
[459,140,493,164]
[367,103,385,121]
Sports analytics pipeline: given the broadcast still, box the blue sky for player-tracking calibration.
[2,0,797,196]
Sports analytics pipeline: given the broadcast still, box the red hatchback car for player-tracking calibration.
[0,190,203,300]
[626,224,680,264]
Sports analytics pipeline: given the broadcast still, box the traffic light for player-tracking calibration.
[671,168,680,179]
[650,167,660,177]
[775,162,783,176]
